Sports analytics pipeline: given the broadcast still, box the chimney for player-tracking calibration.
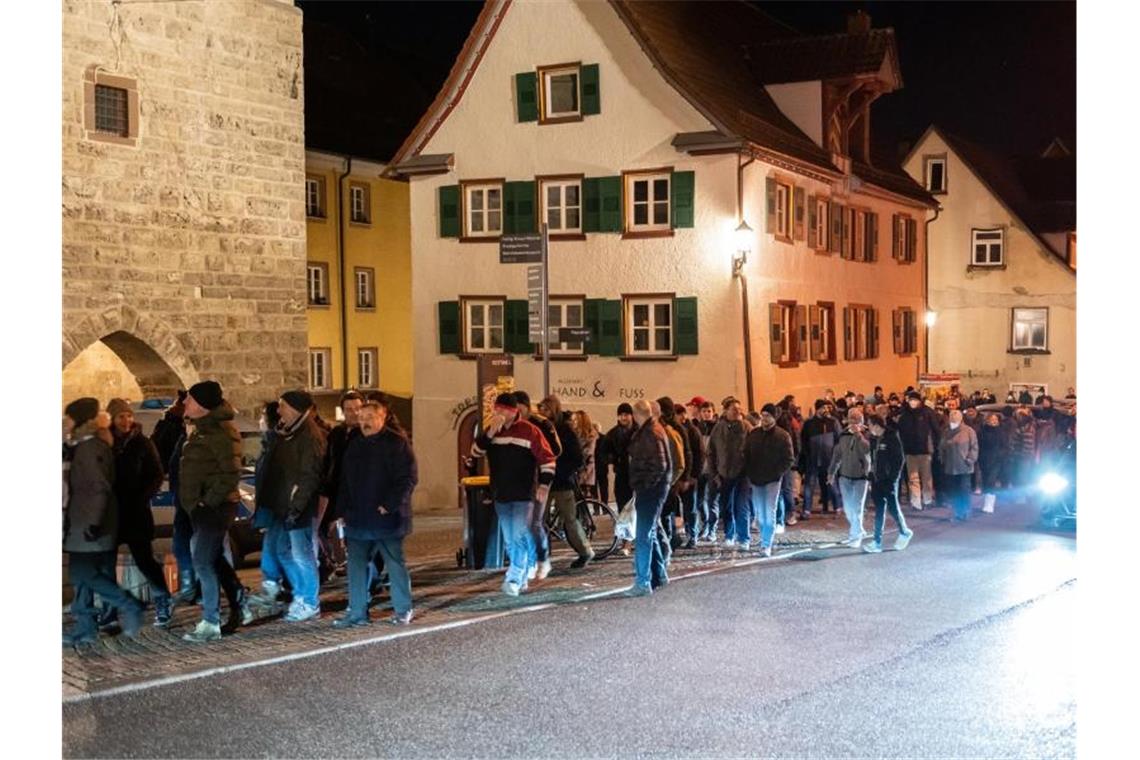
[847,10,872,35]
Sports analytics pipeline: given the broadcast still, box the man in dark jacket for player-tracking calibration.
[708,398,751,546]
[471,393,556,597]
[538,395,592,569]
[179,381,248,642]
[258,389,328,622]
[799,400,840,517]
[624,400,671,596]
[897,391,941,511]
[318,390,364,580]
[774,403,801,530]
[863,415,913,553]
[150,390,187,475]
[107,398,171,628]
[829,408,873,548]
[599,403,635,509]
[333,399,418,628]
[515,390,561,581]
[692,400,720,542]
[677,403,705,549]
[64,398,143,646]
[655,397,691,555]
[743,404,795,557]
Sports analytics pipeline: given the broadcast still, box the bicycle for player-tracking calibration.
[543,478,619,560]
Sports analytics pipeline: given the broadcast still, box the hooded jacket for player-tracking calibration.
[871,426,905,488]
[259,410,328,524]
[551,414,584,490]
[178,402,242,514]
[111,422,165,544]
[337,427,418,539]
[64,421,118,553]
[600,422,634,485]
[743,424,794,486]
[897,403,942,456]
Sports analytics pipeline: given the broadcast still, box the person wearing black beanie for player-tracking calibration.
[187,381,224,412]
[599,402,636,515]
[280,389,315,414]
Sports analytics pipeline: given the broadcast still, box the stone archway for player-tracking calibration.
[63,304,199,398]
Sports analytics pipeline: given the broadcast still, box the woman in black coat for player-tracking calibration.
[978,413,1008,492]
[107,399,172,626]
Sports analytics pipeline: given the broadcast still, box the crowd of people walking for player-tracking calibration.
[63,379,1074,644]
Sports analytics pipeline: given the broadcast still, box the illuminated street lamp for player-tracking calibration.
[925,310,938,327]
[733,219,753,276]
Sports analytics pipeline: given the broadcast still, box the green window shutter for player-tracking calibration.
[599,299,623,356]
[438,301,460,354]
[582,178,601,233]
[765,177,777,234]
[503,181,536,234]
[439,185,460,238]
[504,299,532,355]
[515,72,538,122]
[584,298,604,354]
[581,63,601,116]
[599,176,622,232]
[673,296,698,355]
[670,171,695,229]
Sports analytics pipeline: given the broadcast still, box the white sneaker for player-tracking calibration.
[841,537,862,549]
[502,580,521,597]
[284,601,320,622]
[723,538,737,548]
[537,559,552,580]
[862,541,883,554]
[762,546,773,558]
[775,524,786,535]
[894,530,914,551]
[527,565,537,581]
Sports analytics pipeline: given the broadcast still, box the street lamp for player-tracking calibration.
[733,219,753,276]
[925,310,938,327]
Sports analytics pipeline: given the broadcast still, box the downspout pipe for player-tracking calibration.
[922,204,942,375]
[337,157,352,392]
[737,153,756,412]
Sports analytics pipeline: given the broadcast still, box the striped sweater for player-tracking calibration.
[472,418,556,503]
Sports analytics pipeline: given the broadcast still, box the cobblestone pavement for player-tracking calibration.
[62,507,946,700]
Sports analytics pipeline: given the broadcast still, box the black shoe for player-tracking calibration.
[569,554,595,570]
[650,577,670,590]
[153,594,173,628]
[95,604,118,631]
[172,572,200,606]
[63,628,99,648]
[800,512,810,521]
[332,615,370,630]
[684,539,697,550]
[222,586,249,634]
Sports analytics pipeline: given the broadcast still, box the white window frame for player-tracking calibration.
[305,177,323,218]
[358,348,377,389]
[814,198,829,250]
[309,348,331,391]
[463,298,506,354]
[307,263,328,306]
[625,173,671,232]
[350,183,370,224]
[541,65,581,121]
[972,228,1004,266]
[924,156,947,193]
[775,182,791,240]
[463,183,504,238]
[1011,307,1048,351]
[547,298,586,356]
[626,296,673,356]
[539,179,583,234]
[354,267,374,309]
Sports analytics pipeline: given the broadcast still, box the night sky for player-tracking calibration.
[296,0,1075,163]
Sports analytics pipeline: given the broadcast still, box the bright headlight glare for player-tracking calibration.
[1038,472,1068,495]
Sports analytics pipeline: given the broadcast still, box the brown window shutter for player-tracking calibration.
[807,195,817,249]
[793,187,806,241]
[809,304,821,360]
[908,310,919,353]
[870,308,880,358]
[795,304,808,362]
[830,202,842,254]
[892,214,901,260]
[870,213,879,261]
[907,218,918,262]
[892,309,903,354]
[769,303,784,363]
[765,177,777,234]
[843,307,853,360]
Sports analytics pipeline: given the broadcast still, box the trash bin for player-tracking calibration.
[459,475,504,570]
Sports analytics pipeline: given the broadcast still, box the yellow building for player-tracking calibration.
[304,151,413,411]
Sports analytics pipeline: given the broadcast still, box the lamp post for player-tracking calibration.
[734,219,755,412]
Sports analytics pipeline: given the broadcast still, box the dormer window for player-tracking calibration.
[540,64,580,122]
[924,155,947,194]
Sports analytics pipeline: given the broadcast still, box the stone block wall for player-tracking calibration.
[62,0,307,415]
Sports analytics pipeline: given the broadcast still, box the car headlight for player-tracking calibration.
[1038,472,1068,495]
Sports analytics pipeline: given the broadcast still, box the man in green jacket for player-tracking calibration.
[179,381,247,642]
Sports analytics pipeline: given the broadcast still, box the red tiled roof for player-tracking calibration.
[750,29,898,85]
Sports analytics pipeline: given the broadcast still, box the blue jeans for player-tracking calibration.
[718,476,747,542]
[173,505,194,578]
[751,481,782,549]
[682,482,700,543]
[802,469,837,514]
[633,482,669,590]
[526,499,549,566]
[729,477,753,547]
[346,536,412,619]
[871,480,909,544]
[69,551,142,636]
[259,516,291,588]
[777,470,795,524]
[838,477,869,543]
[285,519,320,607]
[190,503,239,625]
[496,501,532,586]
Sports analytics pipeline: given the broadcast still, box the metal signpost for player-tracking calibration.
[502,226,551,398]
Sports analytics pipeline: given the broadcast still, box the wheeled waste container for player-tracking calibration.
[458,475,504,570]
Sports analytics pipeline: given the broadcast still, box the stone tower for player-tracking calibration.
[62,0,307,415]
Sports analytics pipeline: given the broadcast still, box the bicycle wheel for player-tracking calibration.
[576,499,618,559]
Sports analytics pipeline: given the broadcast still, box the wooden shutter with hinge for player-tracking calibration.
[580,64,600,115]
[439,185,460,238]
[438,301,460,355]
[515,72,538,122]
[671,171,695,229]
[807,195,817,249]
[892,309,903,354]
[829,202,842,254]
[795,304,808,362]
[843,306,854,360]
[673,296,698,354]
[892,214,901,260]
[765,177,778,234]
[809,304,822,360]
[793,187,806,241]
[769,303,784,363]
[907,218,918,262]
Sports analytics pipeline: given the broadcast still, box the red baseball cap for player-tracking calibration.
[687,396,707,407]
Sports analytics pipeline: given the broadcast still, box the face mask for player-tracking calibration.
[950,422,960,430]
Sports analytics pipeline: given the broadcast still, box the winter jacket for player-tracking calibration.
[871,428,905,488]
[939,424,979,476]
[708,417,751,480]
[111,422,165,544]
[743,425,794,486]
[600,422,634,487]
[683,420,704,482]
[527,413,562,459]
[178,402,243,514]
[662,422,686,487]
[577,428,599,490]
[552,415,584,490]
[472,417,556,503]
[64,422,117,554]
[897,404,942,456]
[259,411,328,525]
[828,428,872,481]
[800,414,840,473]
[149,410,185,476]
[628,419,671,492]
[776,414,801,461]
[337,427,418,539]
[979,424,1007,476]
[320,423,360,517]
[1010,418,1037,459]
[694,418,717,476]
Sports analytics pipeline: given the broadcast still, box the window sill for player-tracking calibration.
[929,189,947,196]
[622,229,674,240]
[1008,348,1051,356]
[776,361,800,369]
[459,235,503,244]
[355,306,376,312]
[817,359,838,366]
[619,355,679,362]
[775,234,793,245]
[813,247,834,256]
[308,303,331,309]
[549,233,587,242]
[895,258,917,265]
[85,131,138,148]
[531,354,589,362]
[968,264,1006,271]
[307,215,327,222]
[348,220,372,228]
[539,114,584,125]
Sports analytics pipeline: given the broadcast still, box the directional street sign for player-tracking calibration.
[527,264,544,342]
[500,233,543,264]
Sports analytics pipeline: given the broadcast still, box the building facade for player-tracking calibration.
[303,151,413,412]
[903,127,1076,397]
[390,0,934,509]
[62,0,307,414]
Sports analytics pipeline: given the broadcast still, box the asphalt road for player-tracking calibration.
[63,510,1076,759]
